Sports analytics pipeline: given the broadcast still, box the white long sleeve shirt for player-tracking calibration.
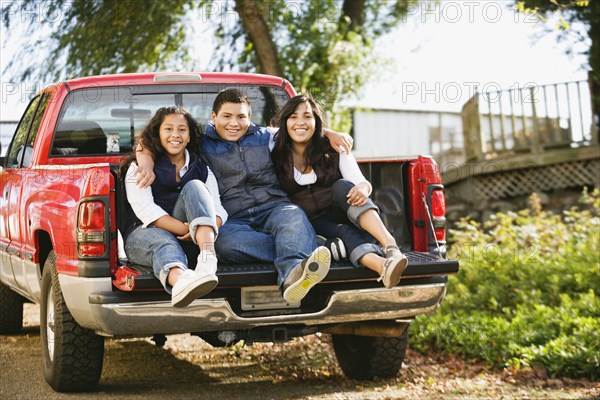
[125,152,227,228]
[293,152,371,194]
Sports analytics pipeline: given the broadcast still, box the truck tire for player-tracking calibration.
[0,283,24,334]
[332,324,409,380]
[40,251,104,392]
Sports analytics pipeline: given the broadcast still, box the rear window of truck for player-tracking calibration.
[50,84,289,157]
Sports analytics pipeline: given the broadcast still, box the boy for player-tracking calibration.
[136,89,353,302]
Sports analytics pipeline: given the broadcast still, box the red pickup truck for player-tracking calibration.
[0,72,458,392]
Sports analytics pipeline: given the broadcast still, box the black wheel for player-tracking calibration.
[40,251,105,392]
[0,282,24,334]
[332,323,409,380]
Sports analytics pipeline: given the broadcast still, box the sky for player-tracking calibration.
[355,1,588,112]
[0,1,590,120]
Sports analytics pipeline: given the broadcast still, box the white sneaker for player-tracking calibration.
[317,236,346,262]
[377,246,408,289]
[327,238,347,262]
[171,269,218,308]
[196,251,218,276]
[282,246,331,303]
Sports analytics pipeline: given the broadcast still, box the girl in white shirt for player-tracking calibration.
[271,95,408,288]
[122,106,227,307]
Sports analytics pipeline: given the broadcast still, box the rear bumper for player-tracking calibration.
[88,283,446,336]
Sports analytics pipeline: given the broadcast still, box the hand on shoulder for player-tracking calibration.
[324,129,353,154]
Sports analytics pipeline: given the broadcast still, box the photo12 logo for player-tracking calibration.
[2,82,61,105]
[196,0,341,23]
[400,81,542,105]
[401,1,542,24]
[1,1,74,24]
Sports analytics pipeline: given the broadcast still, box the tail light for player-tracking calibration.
[430,189,447,242]
[77,200,107,257]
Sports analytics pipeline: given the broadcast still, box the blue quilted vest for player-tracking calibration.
[200,123,288,217]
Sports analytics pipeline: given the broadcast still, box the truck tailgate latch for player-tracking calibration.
[112,265,141,291]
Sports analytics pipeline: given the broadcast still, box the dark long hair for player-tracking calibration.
[121,106,201,177]
[271,94,333,179]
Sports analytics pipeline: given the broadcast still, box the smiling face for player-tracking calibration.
[211,102,251,142]
[159,113,191,159]
[286,101,316,145]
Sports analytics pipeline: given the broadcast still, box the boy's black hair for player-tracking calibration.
[212,88,252,115]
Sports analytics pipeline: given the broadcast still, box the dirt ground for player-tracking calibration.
[0,303,598,400]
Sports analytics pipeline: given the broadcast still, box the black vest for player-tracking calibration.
[124,152,209,240]
[277,142,342,220]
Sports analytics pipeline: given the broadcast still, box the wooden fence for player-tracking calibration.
[443,80,599,219]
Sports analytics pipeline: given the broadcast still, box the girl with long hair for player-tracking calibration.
[122,106,227,307]
[271,95,408,288]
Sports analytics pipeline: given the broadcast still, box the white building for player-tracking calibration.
[350,108,465,166]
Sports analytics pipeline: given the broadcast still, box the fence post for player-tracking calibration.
[461,93,484,161]
[529,86,543,154]
[588,77,599,145]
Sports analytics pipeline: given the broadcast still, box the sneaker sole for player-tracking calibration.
[172,275,219,308]
[383,256,408,289]
[283,246,331,303]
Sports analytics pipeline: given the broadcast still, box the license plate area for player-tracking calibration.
[241,285,300,310]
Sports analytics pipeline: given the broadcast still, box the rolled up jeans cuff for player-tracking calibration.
[189,217,219,244]
[159,262,186,294]
[349,243,384,268]
[347,200,379,227]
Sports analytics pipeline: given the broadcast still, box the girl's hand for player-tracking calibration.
[177,222,192,241]
[177,232,192,241]
[347,182,370,206]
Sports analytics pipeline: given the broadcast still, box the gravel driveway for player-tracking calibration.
[1,304,598,400]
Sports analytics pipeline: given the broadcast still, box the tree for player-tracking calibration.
[2,0,416,125]
[515,0,599,136]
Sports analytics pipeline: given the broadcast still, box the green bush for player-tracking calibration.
[411,189,600,380]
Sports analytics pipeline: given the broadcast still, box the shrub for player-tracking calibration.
[411,189,600,380]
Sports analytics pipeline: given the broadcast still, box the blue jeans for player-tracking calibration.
[125,180,217,292]
[311,179,384,267]
[216,200,317,287]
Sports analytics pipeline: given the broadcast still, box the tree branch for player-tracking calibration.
[235,0,281,76]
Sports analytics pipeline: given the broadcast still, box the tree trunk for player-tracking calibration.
[341,0,366,33]
[235,0,282,77]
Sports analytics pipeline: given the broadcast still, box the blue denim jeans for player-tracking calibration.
[216,200,317,287]
[311,179,384,268]
[125,180,217,292]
